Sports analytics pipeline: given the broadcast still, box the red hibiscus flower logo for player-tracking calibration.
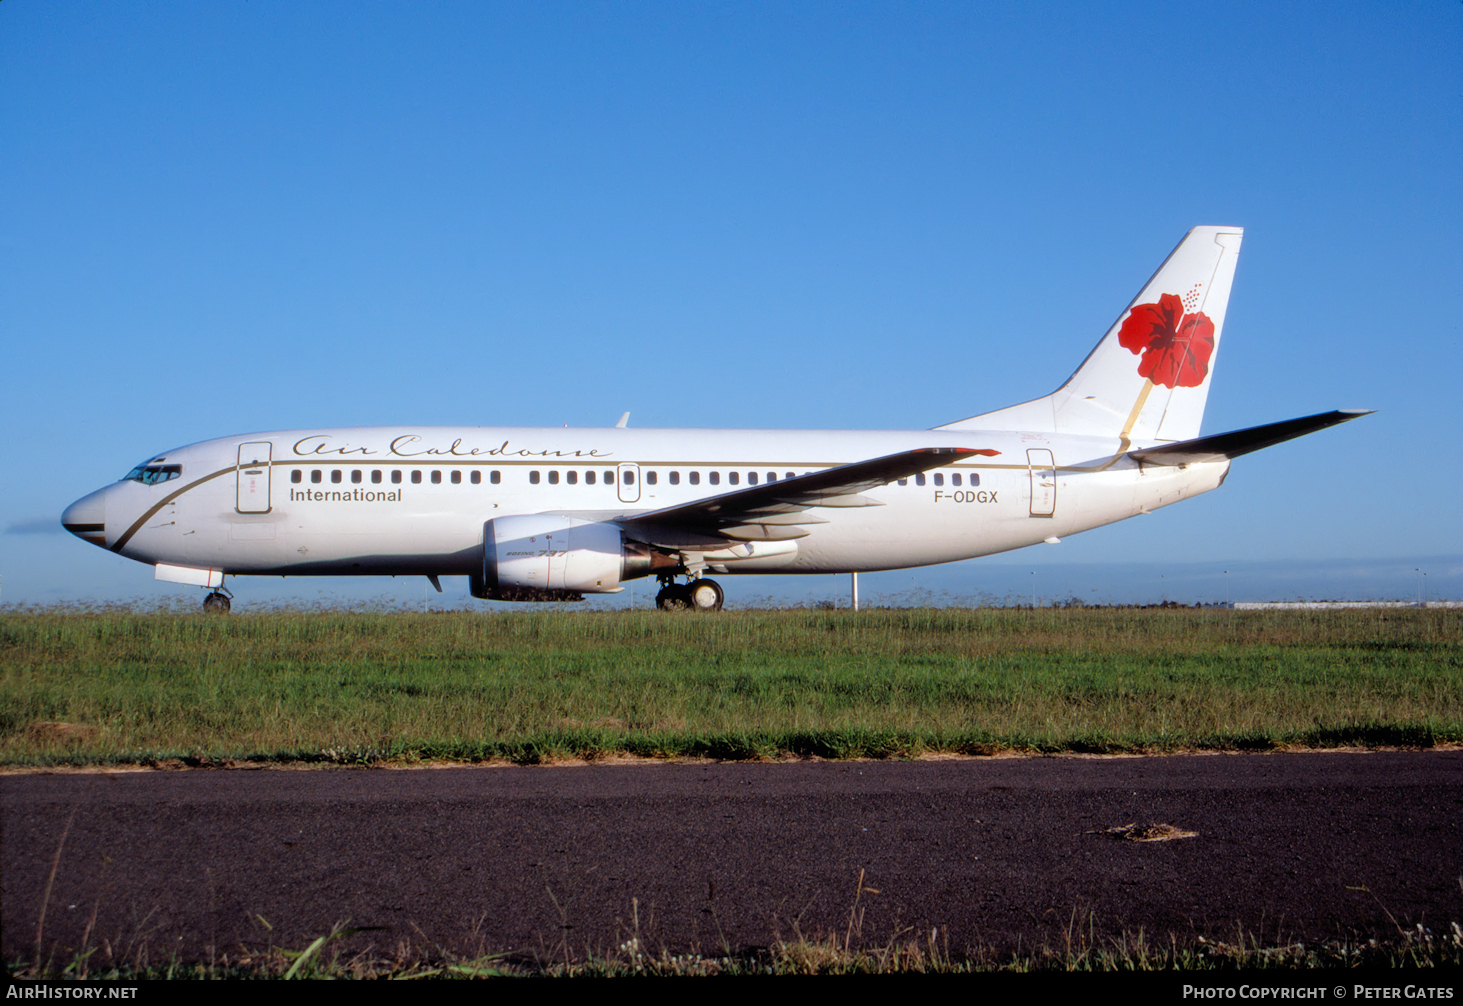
[1117,291,1215,389]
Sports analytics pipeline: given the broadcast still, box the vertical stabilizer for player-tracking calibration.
[938,226,1243,443]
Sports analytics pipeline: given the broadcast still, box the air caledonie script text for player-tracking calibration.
[292,436,611,459]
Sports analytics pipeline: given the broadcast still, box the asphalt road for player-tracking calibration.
[4,751,1460,967]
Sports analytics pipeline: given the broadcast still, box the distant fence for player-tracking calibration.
[1231,601,1461,610]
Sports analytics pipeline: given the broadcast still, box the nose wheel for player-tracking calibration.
[202,586,233,614]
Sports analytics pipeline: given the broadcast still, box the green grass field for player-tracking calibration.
[1,606,1458,766]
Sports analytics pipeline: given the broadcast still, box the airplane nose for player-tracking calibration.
[62,487,109,548]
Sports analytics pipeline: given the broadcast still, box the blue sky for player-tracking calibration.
[2,2,1459,607]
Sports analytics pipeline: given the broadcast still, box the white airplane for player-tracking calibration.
[63,226,1368,613]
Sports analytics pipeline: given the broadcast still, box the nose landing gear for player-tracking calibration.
[202,585,233,614]
[655,576,724,612]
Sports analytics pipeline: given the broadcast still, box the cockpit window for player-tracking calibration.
[123,464,182,485]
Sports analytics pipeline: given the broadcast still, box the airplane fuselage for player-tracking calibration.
[66,425,1227,581]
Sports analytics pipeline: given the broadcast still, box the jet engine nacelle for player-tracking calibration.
[472,515,657,600]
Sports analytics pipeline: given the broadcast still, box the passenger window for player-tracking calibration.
[729,473,739,485]
[430,470,441,484]
[311,470,322,484]
[585,471,596,485]
[669,472,680,485]
[785,472,796,480]
[470,471,480,485]
[916,474,926,486]
[709,472,720,485]
[898,478,908,486]
[490,471,501,484]
[529,471,540,484]
[351,470,361,484]
[372,470,382,484]
[409,471,421,484]
[748,472,758,485]
[646,471,657,485]
[331,470,342,484]
[767,473,776,482]
[567,471,577,485]
[451,470,461,484]
[391,470,402,484]
[970,473,980,487]
[623,471,634,485]
[548,471,559,484]
[690,472,700,485]
[952,474,962,486]
[291,470,302,484]
[933,473,944,486]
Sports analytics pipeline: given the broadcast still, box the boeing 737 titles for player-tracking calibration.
[63,226,1369,612]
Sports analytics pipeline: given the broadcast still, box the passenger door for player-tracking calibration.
[236,442,273,513]
[1027,448,1056,517]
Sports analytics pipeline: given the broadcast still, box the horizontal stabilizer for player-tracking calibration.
[1127,410,1373,466]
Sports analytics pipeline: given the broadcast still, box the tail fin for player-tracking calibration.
[937,226,1243,443]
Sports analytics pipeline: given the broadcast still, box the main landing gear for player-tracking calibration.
[655,576,724,612]
[202,586,233,614]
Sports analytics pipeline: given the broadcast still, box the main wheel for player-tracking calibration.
[687,578,724,612]
[656,584,692,610]
[202,592,231,614]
